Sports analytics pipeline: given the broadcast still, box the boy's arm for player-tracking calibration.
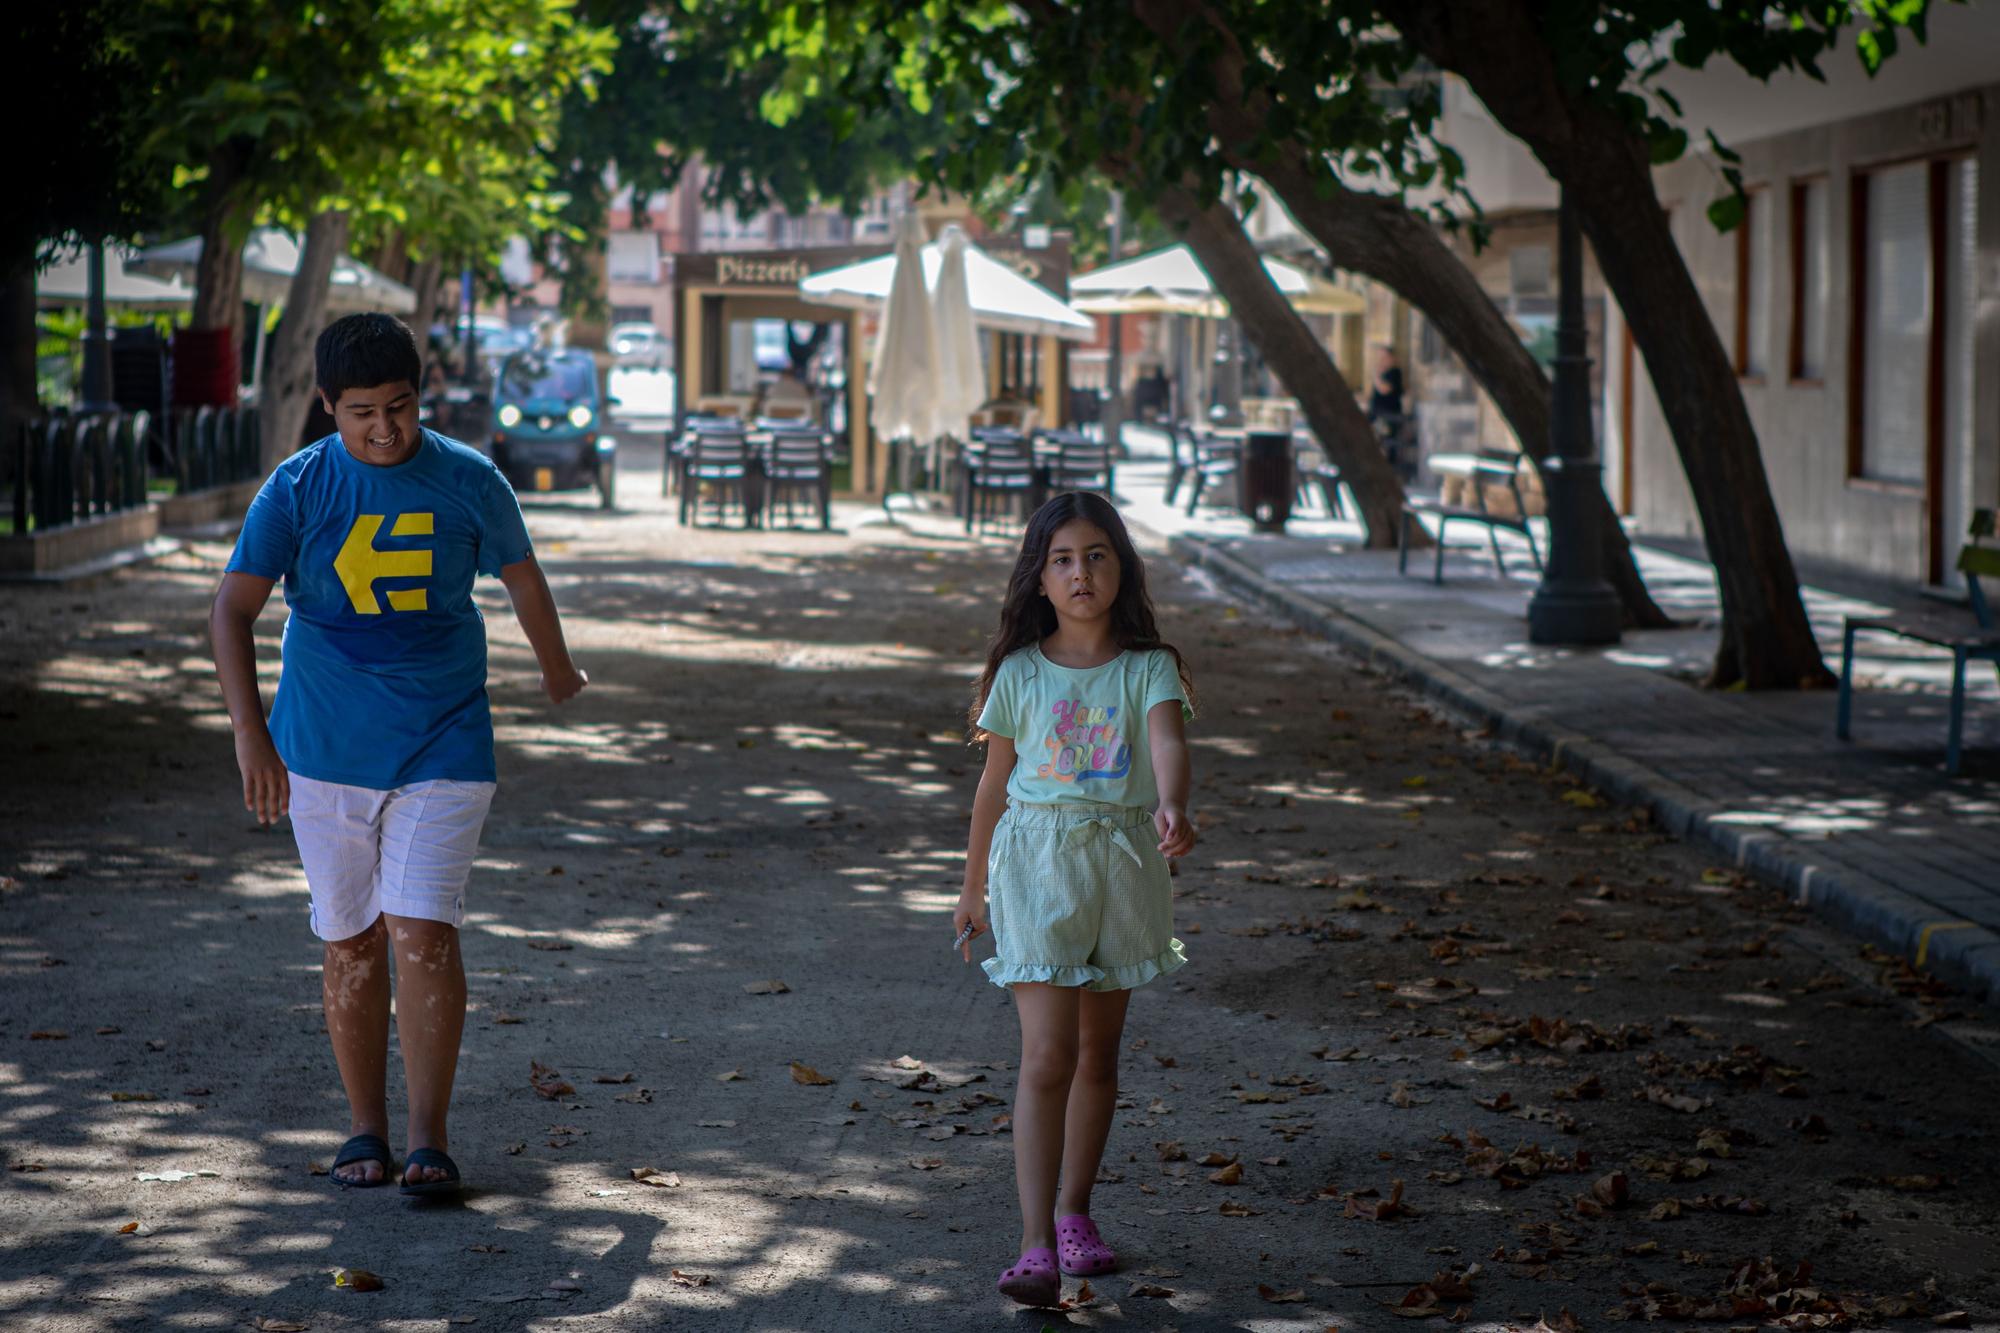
[498,555,587,704]
[1148,699,1196,858]
[209,572,288,825]
[954,735,1015,962]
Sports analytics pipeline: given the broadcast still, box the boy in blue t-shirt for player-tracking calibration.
[210,313,587,1197]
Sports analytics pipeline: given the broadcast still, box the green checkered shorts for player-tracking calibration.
[982,801,1188,992]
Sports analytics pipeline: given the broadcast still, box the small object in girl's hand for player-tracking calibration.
[951,922,976,951]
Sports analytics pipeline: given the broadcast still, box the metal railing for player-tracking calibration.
[4,404,262,535]
[8,411,151,534]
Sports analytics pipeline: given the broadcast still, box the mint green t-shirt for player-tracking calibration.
[976,647,1189,809]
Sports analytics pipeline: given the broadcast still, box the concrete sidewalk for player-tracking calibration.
[1115,429,2000,1003]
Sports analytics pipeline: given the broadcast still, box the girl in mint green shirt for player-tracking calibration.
[954,492,1195,1308]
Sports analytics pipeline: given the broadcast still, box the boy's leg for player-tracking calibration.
[1056,986,1132,1218]
[290,774,393,1185]
[377,779,494,1186]
[323,918,393,1183]
[1011,982,1081,1254]
[384,913,465,1183]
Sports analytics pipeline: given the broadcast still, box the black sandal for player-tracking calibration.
[400,1146,463,1199]
[329,1133,396,1190]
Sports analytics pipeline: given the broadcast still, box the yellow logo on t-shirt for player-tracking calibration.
[334,513,434,614]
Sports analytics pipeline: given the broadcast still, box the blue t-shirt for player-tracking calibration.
[225,429,533,789]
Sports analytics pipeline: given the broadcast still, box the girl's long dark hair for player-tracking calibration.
[968,492,1194,733]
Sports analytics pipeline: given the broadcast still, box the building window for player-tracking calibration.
[1850,161,1930,486]
[1789,178,1829,381]
[1735,188,1771,379]
[608,230,659,284]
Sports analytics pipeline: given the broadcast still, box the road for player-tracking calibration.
[2,446,1996,1331]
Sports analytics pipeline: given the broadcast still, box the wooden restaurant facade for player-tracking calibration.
[670,234,1075,495]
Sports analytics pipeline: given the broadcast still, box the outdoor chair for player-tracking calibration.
[1043,431,1114,497]
[763,427,833,531]
[1398,450,1544,583]
[1295,434,1347,520]
[680,427,753,528]
[1837,508,2000,776]
[965,432,1036,534]
[1181,430,1243,516]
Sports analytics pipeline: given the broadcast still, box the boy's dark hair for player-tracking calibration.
[968,491,1193,733]
[316,313,422,402]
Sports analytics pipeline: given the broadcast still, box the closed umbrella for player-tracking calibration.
[868,211,940,467]
[929,225,987,444]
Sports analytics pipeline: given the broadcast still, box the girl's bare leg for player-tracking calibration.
[323,915,391,1184]
[1011,982,1081,1253]
[1057,987,1132,1217]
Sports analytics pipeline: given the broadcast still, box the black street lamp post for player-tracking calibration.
[1527,188,1622,646]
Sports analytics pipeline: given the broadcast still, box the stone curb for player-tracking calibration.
[1167,532,2000,1004]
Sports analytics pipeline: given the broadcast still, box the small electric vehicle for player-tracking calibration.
[490,349,615,509]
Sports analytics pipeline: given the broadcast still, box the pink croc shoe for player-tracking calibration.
[1056,1214,1116,1276]
[996,1247,1061,1306]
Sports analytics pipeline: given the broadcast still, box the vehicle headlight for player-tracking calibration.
[568,404,594,429]
[498,404,522,427]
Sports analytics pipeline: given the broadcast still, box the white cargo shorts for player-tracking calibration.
[287,773,496,942]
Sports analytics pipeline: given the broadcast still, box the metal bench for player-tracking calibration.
[1837,509,2000,775]
[1398,451,1544,584]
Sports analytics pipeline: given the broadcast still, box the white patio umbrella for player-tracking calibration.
[1071,242,1363,317]
[929,225,987,444]
[37,248,192,310]
[867,211,941,449]
[801,235,1095,341]
[129,227,416,315]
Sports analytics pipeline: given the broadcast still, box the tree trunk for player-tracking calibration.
[191,147,251,333]
[261,209,351,472]
[1156,186,1409,547]
[1129,0,1668,623]
[2,250,37,501]
[1250,154,1670,627]
[1387,0,1829,688]
[410,257,444,350]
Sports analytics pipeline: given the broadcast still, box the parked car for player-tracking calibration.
[490,349,616,509]
[609,321,667,368]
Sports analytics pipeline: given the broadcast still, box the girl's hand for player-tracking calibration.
[234,730,290,825]
[542,664,588,704]
[1155,804,1196,858]
[953,890,988,963]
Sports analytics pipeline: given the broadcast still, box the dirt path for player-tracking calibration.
[3,450,1997,1331]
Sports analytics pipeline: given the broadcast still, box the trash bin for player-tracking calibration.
[1236,429,1294,533]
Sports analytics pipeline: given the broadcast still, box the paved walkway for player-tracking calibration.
[1114,427,2000,1002]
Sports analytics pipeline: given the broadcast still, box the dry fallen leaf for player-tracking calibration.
[789,1061,834,1086]
[669,1269,712,1288]
[744,979,790,995]
[1156,1141,1188,1162]
[1209,1160,1243,1186]
[109,1091,158,1102]
[615,1088,654,1105]
[254,1320,310,1332]
[909,1157,945,1171]
[331,1268,383,1292]
[525,938,572,952]
[529,1060,574,1100]
[716,1068,744,1082]
[1129,1283,1176,1298]
[1218,1200,1259,1217]
[1259,1284,1307,1303]
[593,1073,635,1084]
[629,1167,681,1188]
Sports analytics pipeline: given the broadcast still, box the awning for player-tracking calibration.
[36,249,192,310]
[1070,243,1364,318]
[129,227,416,315]
[800,239,1095,342]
